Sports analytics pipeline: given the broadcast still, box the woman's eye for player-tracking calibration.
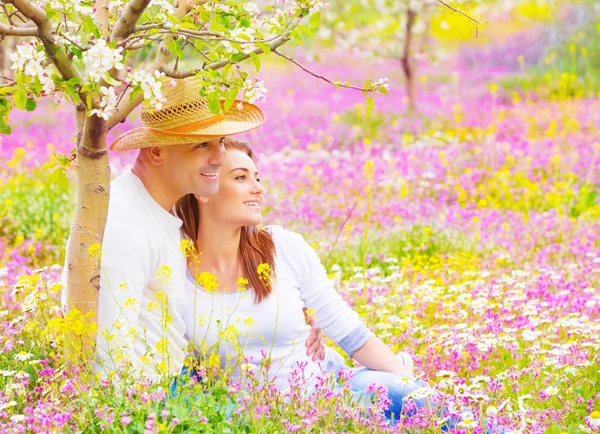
[236,175,246,180]
[195,143,208,149]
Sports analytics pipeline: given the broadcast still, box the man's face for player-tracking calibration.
[161,138,226,198]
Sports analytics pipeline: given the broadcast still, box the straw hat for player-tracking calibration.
[110,76,265,151]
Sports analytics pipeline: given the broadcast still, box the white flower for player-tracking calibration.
[83,39,124,83]
[586,411,600,429]
[544,386,558,396]
[243,78,268,104]
[243,2,261,16]
[374,77,389,91]
[10,42,47,80]
[458,418,477,429]
[126,69,166,110]
[436,369,456,379]
[395,376,412,385]
[0,401,17,411]
[486,405,498,416]
[14,352,33,362]
[221,27,257,54]
[10,414,25,423]
[240,363,254,372]
[0,370,17,377]
[90,86,119,120]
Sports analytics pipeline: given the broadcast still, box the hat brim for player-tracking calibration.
[110,100,265,151]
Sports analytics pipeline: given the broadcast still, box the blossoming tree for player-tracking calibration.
[318,0,481,113]
[0,0,388,359]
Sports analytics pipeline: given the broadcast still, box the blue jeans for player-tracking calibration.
[344,367,429,422]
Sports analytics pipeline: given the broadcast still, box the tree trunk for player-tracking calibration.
[63,111,110,364]
[401,8,417,114]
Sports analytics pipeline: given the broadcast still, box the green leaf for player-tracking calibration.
[86,93,93,111]
[308,11,321,30]
[365,95,374,116]
[291,30,303,45]
[82,15,100,38]
[50,168,70,193]
[25,98,37,112]
[14,89,27,110]
[224,88,238,112]
[230,52,245,64]
[257,42,271,55]
[298,25,314,38]
[207,92,221,115]
[0,86,14,95]
[543,424,561,434]
[178,22,197,30]
[167,39,185,61]
[103,74,121,86]
[0,117,11,135]
[250,52,260,72]
[568,425,582,434]
[70,46,83,59]
[129,87,143,101]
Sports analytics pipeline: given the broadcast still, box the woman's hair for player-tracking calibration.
[175,137,276,303]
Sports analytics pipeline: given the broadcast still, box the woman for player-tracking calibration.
[175,138,427,421]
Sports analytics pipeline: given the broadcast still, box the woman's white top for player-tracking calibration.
[183,226,374,391]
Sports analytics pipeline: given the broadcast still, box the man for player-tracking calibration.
[63,77,324,380]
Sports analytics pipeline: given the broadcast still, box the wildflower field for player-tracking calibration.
[1,2,600,433]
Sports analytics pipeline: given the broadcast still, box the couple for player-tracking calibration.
[63,76,425,421]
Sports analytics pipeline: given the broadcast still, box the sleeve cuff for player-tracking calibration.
[337,325,375,357]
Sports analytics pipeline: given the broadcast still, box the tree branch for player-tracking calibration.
[272,48,379,93]
[436,0,480,36]
[9,0,82,81]
[95,0,109,37]
[106,0,192,130]
[111,0,152,42]
[0,21,37,36]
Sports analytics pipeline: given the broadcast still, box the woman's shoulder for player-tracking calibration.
[262,225,306,248]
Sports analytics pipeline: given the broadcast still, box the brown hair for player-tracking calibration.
[175,137,276,303]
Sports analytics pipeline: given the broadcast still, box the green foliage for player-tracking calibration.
[0,151,74,251]
[499,20,600,97]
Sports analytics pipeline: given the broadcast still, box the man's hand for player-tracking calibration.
[304,307,325,362]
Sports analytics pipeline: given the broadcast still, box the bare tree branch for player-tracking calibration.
[0,21,37,36]
[111,0,152,42]
[436,0,480,36]
[272,48,379,93]
[8,0,47,26]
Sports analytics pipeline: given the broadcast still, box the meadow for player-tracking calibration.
[1,2,599,433]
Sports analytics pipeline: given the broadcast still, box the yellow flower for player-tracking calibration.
[197,272,220,292]
[244,316,255,327]
[180,239,195,257]
[257,263,271,282]
[237,277,249,291]
[156,265,172,283]
[88,243,102,259]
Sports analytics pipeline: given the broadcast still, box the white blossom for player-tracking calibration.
[83,39,124,83]
[90,86,119,120]
[243,77,268,104]
[126,69,167,111]
[243,2,261,16]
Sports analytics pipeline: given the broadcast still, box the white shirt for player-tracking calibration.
[183,226,373,391]
[63,169,189,380]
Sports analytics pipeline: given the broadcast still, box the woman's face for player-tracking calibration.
[199,149,264,227]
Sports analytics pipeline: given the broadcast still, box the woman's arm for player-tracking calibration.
[351,337,412,375]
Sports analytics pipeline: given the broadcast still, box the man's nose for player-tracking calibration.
[208,139,226,166]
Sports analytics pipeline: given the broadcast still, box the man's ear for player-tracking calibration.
[146,146,164,166]
[195,194,210,204]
